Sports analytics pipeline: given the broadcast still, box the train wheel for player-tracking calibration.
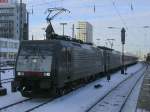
[62,89,66,95]
[57,88,66,96]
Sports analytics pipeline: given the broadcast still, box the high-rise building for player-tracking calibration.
[0,0,28,65]
[76,21,93,43]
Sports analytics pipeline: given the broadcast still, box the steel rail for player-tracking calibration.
[0,98,32,111]
[118,66,147,112]
[85,65,146,112]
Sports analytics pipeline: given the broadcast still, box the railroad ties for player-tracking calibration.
[85,65,147,112]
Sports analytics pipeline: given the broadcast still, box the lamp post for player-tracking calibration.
[121,27,126,74]
[105,39,115,81]
[60,23,67,36]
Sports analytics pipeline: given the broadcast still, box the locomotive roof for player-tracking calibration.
[20,40,137,58]
[21,39,95,50]
[97,46,113,51]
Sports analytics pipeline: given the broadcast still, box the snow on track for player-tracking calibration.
[86,65,146,112]
[31,63,144,112]
[121,73,145,112]
[0,63,145,112]
[0,98,52,112]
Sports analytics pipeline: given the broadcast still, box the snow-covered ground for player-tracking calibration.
[1,66,14,80]
[32,63,145,112]
[0,63,146,112]
[87,66,146,112]
[0,67,27,109]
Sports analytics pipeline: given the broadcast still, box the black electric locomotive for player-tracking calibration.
[12,37,138,97]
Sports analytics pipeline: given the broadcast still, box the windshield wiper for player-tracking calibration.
[38,49,45,59]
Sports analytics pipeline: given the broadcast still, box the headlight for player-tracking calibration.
[44,73,51,76]
[17,72,24,76]
[32,59,37,63]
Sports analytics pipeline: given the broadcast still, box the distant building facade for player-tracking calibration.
[76,21,93,43]
[0,0,28,64]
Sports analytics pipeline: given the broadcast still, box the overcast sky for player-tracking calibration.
[20,0,150,55]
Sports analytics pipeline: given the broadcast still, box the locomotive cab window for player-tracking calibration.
[16,42,53,73]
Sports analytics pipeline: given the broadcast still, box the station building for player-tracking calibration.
[76,21,93,43]
[0,0,28,65]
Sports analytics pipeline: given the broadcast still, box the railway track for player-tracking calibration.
[1,78,14,84]
[24,98,54,112]
[0,98,54,112]
[0,98,32,111]
[85,65,147,112]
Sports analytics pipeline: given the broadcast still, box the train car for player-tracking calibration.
[12,38,138,97]
[124,53,138,66]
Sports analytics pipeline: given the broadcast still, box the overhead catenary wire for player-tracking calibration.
[110,0,128,30]
[110,0,144,44]
[130,0,136,11]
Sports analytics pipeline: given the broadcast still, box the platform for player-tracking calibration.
[136,65,150,112]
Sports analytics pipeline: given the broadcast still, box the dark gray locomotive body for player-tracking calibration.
[13,39,138,97]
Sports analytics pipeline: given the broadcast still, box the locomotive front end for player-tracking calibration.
[13,41,54,97]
